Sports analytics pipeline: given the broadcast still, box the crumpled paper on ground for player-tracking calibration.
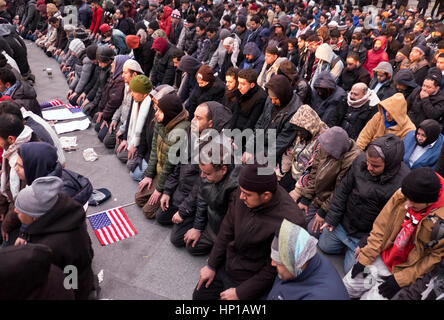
[83,148,98,161]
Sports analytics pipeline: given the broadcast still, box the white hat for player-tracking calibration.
[123,59,144,74]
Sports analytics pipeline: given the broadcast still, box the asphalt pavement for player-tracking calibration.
[27,39,345,300]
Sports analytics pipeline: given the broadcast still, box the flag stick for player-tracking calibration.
[86,201,137,218]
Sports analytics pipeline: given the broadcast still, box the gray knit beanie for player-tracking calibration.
[15,177,63,218]
[69,38,85,56]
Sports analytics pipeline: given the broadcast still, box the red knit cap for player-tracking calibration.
[151,37,168,55]
[126,35,140,49]
[99,24,111,33]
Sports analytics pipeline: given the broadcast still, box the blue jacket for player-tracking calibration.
[403,130,444,170]
[266,254,350,300]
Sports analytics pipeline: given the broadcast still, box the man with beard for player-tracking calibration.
[319,134,410,274]
[406,68,444,127]
[339,52,371,92]
[334,83,379,140]
[193,164,305,300]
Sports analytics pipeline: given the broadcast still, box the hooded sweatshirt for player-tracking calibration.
[363,36,389,77]
[160,6,172,38]
[240,42,265,74]
[357,93,416,150]
[18,142,93,205]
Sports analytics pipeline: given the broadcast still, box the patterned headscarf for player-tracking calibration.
[271,219,318,278]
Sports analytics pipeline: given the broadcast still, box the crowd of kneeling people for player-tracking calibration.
[0,0,444,301]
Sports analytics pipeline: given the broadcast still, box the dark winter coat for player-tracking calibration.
[338,66,371,92]
[169,21,183,45]
[406,87,444,127]
[193,165,241,234]
[180,25,198,55]
[325,134,410,248]
[335,99,378,140]
[10,80,41,116]
[239,42,265,74]
[150,43,176,87]
[311,72,346,127]
[252,85,302,161]
[0,243,75,300]
[97,72,126,122]
[368,78,396,101]
[133,36,155,77]
[24,194,95,300]
[207,185,305,300]
[230,85,267,130]
[186,77,226,120]
[19,142,93,206]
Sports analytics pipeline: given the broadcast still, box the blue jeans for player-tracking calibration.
[129,159,148,182]
[318,223,360,274]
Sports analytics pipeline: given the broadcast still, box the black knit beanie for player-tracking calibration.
[86,44,98,61]
[157,93,184,126]
[238,164,277,194]
[401,167,441,203]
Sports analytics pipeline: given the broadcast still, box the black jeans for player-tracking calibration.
[192,266,239,300]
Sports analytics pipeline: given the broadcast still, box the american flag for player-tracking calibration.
[64,104,83,113]
[88,207,137,246]
[40,99,64,109]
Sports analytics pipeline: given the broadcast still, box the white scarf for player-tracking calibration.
[1,125,33,199]
[128,95,152,148]
[347,89,380,109]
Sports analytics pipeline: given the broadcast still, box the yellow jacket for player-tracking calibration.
[356,93,416,150]
[359,188,444,287]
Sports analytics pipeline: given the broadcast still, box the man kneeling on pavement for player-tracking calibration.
[344,167,444,300]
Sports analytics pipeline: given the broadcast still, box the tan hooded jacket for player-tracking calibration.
[356,93,416,150]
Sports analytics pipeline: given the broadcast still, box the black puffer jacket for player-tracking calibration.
[0,243,75,300]
[325,134,410,248]
[24,194,95,300]
[193,165,241,234]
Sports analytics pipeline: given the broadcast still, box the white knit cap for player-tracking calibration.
[69,38,85,56]
[223,37,234,47]
[123,59,144,74]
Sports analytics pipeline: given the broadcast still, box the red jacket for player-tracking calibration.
[159,6,172,38]
[363,36,389,77]
[90,6,103,34]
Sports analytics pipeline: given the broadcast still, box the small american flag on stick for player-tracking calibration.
[88,207,137,246]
